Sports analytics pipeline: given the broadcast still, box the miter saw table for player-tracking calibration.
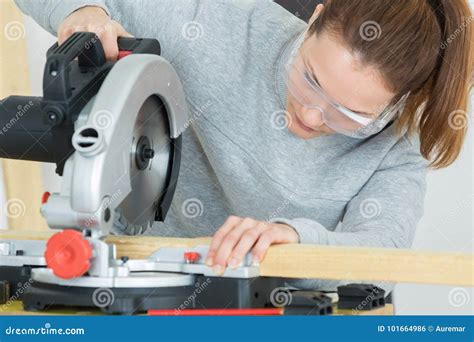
[0,237,287,314]
[0,33,386,315]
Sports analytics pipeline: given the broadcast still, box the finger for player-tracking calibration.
[206,215,241,265]
[58,26,75,45]
[115,22,134,37]
[212,218,257,274]
[228,222,269,268]
[252,227,282,263]
[97,25,119,61]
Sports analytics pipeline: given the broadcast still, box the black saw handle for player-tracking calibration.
[0,32,161,175]
[43,33,160,104]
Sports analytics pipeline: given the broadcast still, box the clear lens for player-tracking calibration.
[284,48,408,138]
[286,62,369,132]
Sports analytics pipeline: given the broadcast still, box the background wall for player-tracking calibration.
[0,1,472,315]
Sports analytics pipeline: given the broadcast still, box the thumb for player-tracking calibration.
[119,30,134,38]
[115,23,133,38]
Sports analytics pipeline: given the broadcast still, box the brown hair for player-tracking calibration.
[310,0,473,168]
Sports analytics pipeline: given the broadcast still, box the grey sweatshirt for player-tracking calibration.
[15,0,428,293]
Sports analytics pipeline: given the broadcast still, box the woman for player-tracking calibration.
[16,0,473,293]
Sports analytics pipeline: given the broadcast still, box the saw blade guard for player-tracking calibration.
[41,54,188,235]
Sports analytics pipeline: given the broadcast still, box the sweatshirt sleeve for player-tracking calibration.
[270,133,429,294]
[14,0,201,61]
[14,0,110,35]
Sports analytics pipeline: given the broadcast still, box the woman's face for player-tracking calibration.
[285,31,396,140]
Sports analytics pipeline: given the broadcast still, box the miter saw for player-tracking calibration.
[0,33,378,315]
[0,32,288,314]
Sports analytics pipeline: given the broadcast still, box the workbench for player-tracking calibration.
[2,228,473,316]
[0,300,394,316]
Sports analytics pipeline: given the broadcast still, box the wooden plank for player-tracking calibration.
[0,229,56,240]
[107,234,212,259]
[260,244,474,287]
[2,161,47,231]
[1,229,472,286]
[0,229,212,250]
[0,0,47,231]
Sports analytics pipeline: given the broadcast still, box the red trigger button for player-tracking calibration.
[118,50,132,59]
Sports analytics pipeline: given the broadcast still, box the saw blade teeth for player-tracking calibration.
[135,225,147,235]
[118,213,127,225]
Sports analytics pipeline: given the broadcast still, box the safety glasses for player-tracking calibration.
[285,33,409,138]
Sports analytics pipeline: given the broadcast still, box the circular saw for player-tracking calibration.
[0,32,188,236]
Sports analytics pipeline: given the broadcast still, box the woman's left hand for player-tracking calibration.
[205,216,299,275]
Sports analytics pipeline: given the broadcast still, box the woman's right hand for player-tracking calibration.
[57,6,133,61]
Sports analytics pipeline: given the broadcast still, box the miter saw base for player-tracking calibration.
[1,239,285,314]
[22,282,194,315]
[22,276,283,315]
[0,266,38,301]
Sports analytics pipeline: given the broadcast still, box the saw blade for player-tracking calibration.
[117,95,171,233]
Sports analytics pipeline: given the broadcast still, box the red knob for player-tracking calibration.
[184,252,201,264]
[41,191,51,204]
[45,229,92,279]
